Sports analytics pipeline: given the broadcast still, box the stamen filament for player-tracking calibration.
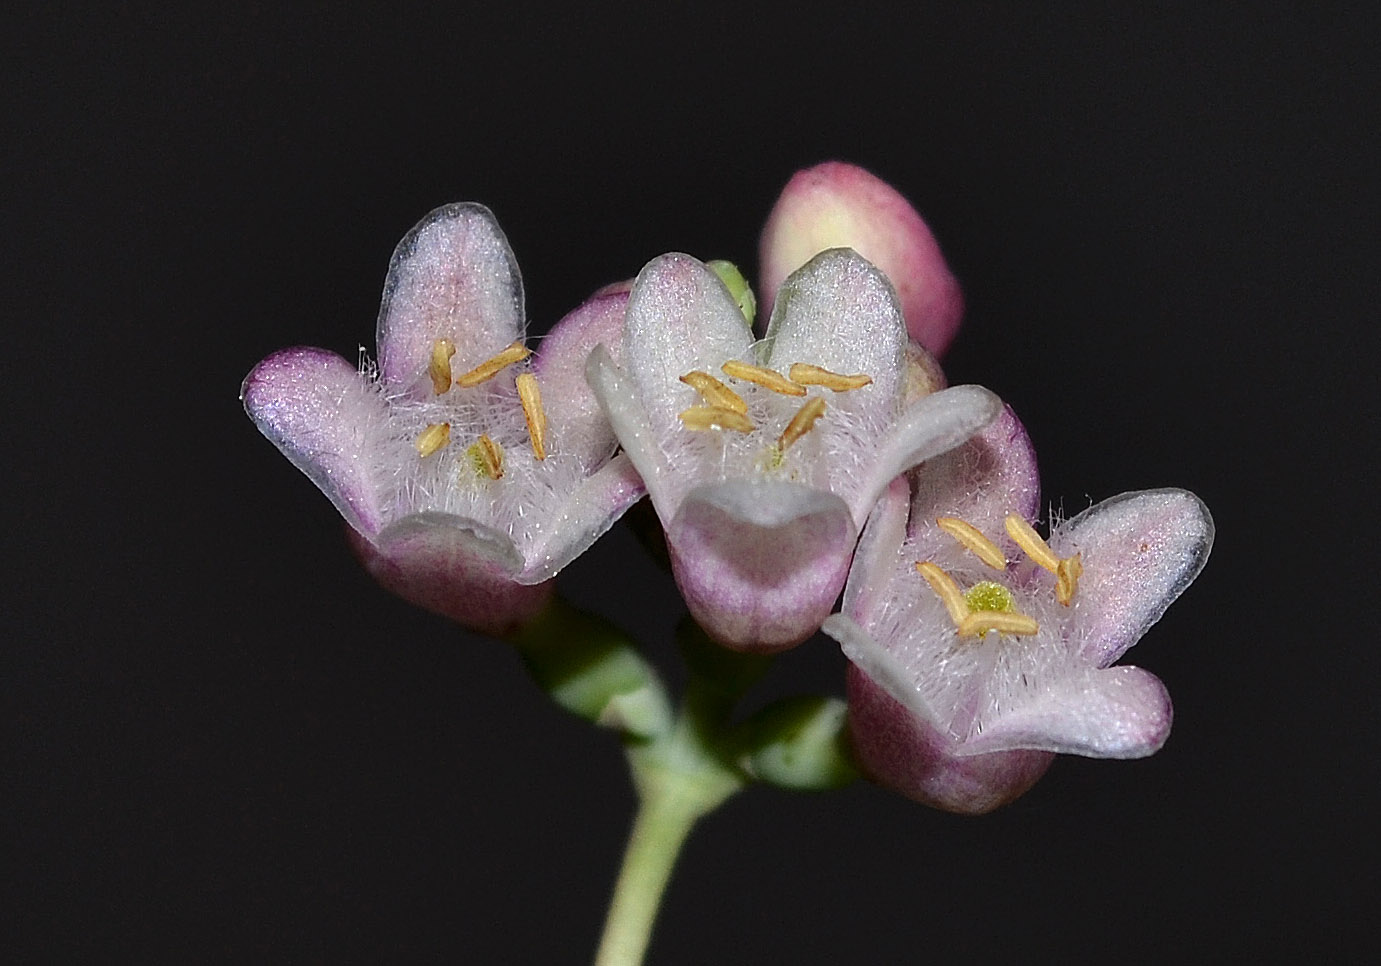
[721,359,806,396]
[679,405,755,434]
[515,372,548,460]
[679,371,748,413]
[788,363,873,392]
[958,611,1041,638]
[428,340,456,395]
[415,422,451,457]
[915,562,970,626]
[777,396,827,451]
[936,516,1007,570]
[469,434,505,479]
[454,341,531,388]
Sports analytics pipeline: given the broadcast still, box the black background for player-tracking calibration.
[9,3,1374,961]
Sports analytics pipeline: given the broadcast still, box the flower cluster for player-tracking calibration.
[244,163,1212,811]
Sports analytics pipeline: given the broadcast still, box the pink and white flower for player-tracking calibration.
[587,247,1000,652]
[824,408,1213,812]
[242,203,643,636]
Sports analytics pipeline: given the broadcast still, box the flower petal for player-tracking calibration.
[620,252,755,445]
[840,477,910,628]
[1054,488,1214,666]
[762,248,906,425]
[759,162,965,356]
[853,384,1003,527]
[531,289,628,467]
[586,344,675,514]
[518,454,646,584]
[907,404,1040,551]
[376,203,525,391]
[351,511,551,636]
[844,662,1054,814]
[241,347,388,535]
[951,665,1173,759]
[825,613,947,729]
[669,481,857,652]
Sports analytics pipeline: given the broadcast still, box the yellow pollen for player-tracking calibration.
[721,359,806,396]
[454,341,531,388]
[467,434,505,479]
[414,422,451,457]
[1004,513,1083,605]
[515,372,548,461]
[777,396,827,451]
[915,562,970,626]
[958,611,1041,638]
[679,370,748,413]
[679,405,755,434]
[428,340,456,395]
[936,516,1008,570]
[788,363,873,392]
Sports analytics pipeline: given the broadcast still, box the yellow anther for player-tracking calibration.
[915,562,970,626]
[679,371,748,414]
[788,363,874,392]
[1005,513,1082,605]
[721,359,807,396]
[936,516,1008,570]
[467,434,505,479]
[428,340,456,395]
[777,396,827,452]
[1055,554,1083,607]
[515,372,548,461]
[958,611,1041,638]
[454,341,531,388]
[414,422,451,457]
[679,405,755,434]
[1004,514,1061,572]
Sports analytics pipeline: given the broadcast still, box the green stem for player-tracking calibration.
[592,779,703,966]
[593,623,757,965]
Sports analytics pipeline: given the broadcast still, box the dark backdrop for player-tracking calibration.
[9,3,1372,961]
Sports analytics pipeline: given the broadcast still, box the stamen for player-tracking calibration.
[1005,513,1082,605]
[679,371,748,413]
[515,372,548,460]
[958,611,1041,638]
[721,359,806,396]
[936,516,1007,570]
[777,396,827,451]
[415,422,451,457]
[428,339,456,395]
[1004,514,1061,571]
[1055,554,1083,607]
[467,434,505,479]
[679,405,755,434]
[788,363,873,392]
[454,341,531,388]
[915,562,970,626]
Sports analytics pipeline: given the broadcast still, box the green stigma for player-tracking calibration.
[964,581,1016,614]
[707,260,757,327]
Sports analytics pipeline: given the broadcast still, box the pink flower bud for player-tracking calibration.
[760,162,964,357]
